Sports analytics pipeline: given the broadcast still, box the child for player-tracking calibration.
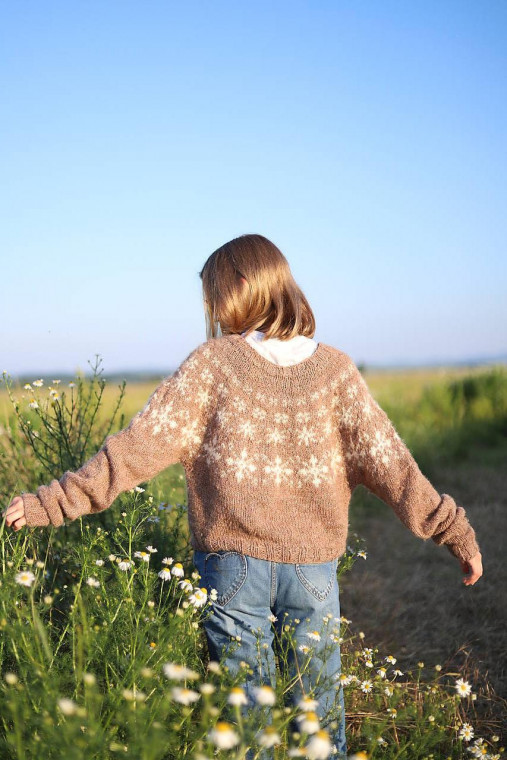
[3,233,483,759]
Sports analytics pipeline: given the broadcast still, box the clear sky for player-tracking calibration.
[2,0,506,376]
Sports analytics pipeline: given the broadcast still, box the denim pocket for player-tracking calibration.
[295,558,338,602]
[195,550,248,607]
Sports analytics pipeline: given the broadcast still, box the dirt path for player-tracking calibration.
[339,458,507,736]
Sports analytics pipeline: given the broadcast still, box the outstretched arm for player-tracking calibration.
[338,354,480,564]
[6,341,213,529]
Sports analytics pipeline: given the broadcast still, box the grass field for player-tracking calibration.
[0,359,506,759]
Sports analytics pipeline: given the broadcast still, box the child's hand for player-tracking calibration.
[460,551,483,586]
[2,496,27,532]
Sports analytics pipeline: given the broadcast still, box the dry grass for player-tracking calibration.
[341,457,507,740]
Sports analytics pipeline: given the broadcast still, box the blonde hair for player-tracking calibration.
[199,233,316,341]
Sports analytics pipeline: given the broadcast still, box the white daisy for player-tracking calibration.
[15,571,36,587]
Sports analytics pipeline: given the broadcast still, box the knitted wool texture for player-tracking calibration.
[21,334,480,564]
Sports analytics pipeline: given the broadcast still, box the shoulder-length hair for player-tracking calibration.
[199,233,316,341]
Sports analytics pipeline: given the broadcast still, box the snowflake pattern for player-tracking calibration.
[131,339,410,493]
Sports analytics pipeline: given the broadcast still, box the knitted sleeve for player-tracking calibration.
[21,342,213,528]
[338,355,480,563]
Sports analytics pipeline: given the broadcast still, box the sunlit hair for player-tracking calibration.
[199,234,316,341]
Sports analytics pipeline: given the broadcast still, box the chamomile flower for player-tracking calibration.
[188,588,208,607]
[134,551,151,563]
[295,711,320,734]
[360,680,373,693]
[305,729,333,759]
[307,630,321,642]
[227,687,248,706]
[256,726,282,748]
[86,577,100,588]
[208,721,240,749]
[94,559,105,567]
[161,556,174,565]
[455,678,472,697]
[117,559,134,571]
[252,685,276,706]
[171,563,184,577]
[297,696,319,711]
[170,686,200,705]
[158,568,172,581]
[179,578,194,592]
[162,663,199,681]
[15,570,36,587]
[385,655,397,664]
[58,698,78,716]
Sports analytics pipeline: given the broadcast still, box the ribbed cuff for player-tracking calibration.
[21,493,51,528]
[443,531,480,563]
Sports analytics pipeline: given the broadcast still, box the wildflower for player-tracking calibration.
[117,559,134,571]
[357,550,367,559]
[4,673,18,685]
[23,383,32,390]
[134,551,151,562]
[68,381,75,388]
[58,698,78,716]
[297,696,319,711]
[161,556,173,565]
[337,673,354,686]
[15,570,36,587]
[435,664,442,671]
[208,721,240,749]
[158,568,172,581]
[360,680,373,693]
[94,559,104,567]
[377,667,387,679]
[52,379,61,385]
[392,669,404,677]
[134,486,145,493]
[29,400,39,409]
[252,684,276,706]
[108,554,116,562]
[148,642,157,650]
[43,595,53,604]
[146,545,157,553]
[377,737,388,746]
[207,661,221,674]
[384,685,394,696]
[340,616,352,625]
[349,753,369,760]
[86,577,100,588]
[171,563,184,577]
[458,722,474,741]
[365,660,373,668]
[299,644,311,654]
[417,661,424,668]
[385,655,397,664]
[307,630,321,642]
[387,707,397,718]
[33,379,43,387]
[122,688,146,702]
[295,711,320,734]
[179,578,193,592]
[359,631,365,639]
[227,686,248,705]
[257,726,282,748]
[163,662,199,681]
[268,613,277,622]
[170,686,200,705]
[305,729,333,759]
[83,673,96,686]
[200,683,216,695]
[455,678,472,697]
[427,715,435,722]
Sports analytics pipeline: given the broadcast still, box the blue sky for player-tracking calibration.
[1,0,506,376]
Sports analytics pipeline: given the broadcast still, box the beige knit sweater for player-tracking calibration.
[21,334,480,564]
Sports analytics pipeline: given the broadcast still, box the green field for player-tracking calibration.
[1,361,506,759]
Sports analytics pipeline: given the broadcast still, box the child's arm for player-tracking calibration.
[17,342,212,528]
[339,356,480,564]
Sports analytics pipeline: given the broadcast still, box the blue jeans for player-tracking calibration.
[193,549,347,759]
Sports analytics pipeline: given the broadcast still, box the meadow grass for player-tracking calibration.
[0,359,505,759]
